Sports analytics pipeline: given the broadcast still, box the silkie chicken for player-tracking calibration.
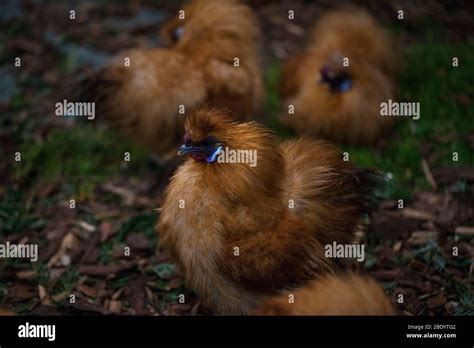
[82,0,263,155]
[253,273,394,315]
[0,309,14,315]
[157,106,380,315]
[279,9,396,145]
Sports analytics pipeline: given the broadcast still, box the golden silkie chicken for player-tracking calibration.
[82,0,263,155]
[279,9,396,145]
[157,106,380,315]
[0,309,14,315]
[253,273,394,315]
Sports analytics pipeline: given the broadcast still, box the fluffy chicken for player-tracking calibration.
[253,273,394,315]
[82,0,263,155]
[0,309,14,315]
[279,9,396,145]
[157,107,379,315]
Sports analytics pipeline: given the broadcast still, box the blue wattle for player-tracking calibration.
[335,78,352,93]
[206,146,223,163]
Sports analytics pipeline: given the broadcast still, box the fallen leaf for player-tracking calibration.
[408,231,438,246]
[427,294,447,308]
[167,277,183,290]
[77,260,138,276]
[433,166,474,183]
[125,232,151,251]
[398,279,433,293]
[48,232,79,267]
[99,221,115,242]
[401,208,434,221]
[51,291,69,303]
[455,226,474,236]
[15,270,37,280]
[126,276,147,315]
[8,284,37,302]
[393,241,403,252]
[38,285,50,305]
[66,300,111,314]
[77,284,98,298]
[103,183,137,206]
[79,232,101,264]
[371,269,401,280]
[108,300,122,313]
[77,220,96,233]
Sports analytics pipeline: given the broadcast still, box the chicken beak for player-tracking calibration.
[178,144,197,156]
[178,143,208,156]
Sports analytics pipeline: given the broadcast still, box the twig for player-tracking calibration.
[421,158,438,190]
[398,279,432,293]
[455,226,474,237]
[77,260,138,276]
[401,208,434,221]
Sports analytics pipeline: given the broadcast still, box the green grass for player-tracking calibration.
[116,212,157,242]
[50,269,78,297]
[264,63,296,139]
[350,40,474,193]
[13,124,150,198]
[0,189,44,236]
[412,240,446,272]
[7,30,471,203]
[263,39,474,198]
[453,281,474,316]
[109,275,130,290]
[149,263,175,279]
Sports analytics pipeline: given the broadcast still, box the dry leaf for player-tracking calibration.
[408,231,438,246]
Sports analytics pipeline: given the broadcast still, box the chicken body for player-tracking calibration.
[0,309,14,315]
[83,0,263,155]
[157,107,379,314]
[253,273,394,315]
[279,9,396,145]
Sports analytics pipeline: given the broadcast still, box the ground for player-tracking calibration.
[0,0,473,315]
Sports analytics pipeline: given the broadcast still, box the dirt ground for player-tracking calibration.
[0,0,472,316]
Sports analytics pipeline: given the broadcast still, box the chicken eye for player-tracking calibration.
[320,66,353,93]
[172,26,185,42]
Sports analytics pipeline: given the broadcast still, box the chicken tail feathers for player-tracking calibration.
[281,138,382,245]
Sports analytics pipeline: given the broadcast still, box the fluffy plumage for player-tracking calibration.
[82,0,263,154]
[157,107,380,314]
[0,309,14,316]
[279,9,396,145]
[253,273,394,315]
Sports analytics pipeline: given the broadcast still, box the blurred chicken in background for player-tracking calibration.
[157,107,380,314]
[279,9,396,145]
[253,273,394,315]
[81,0,263,156]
